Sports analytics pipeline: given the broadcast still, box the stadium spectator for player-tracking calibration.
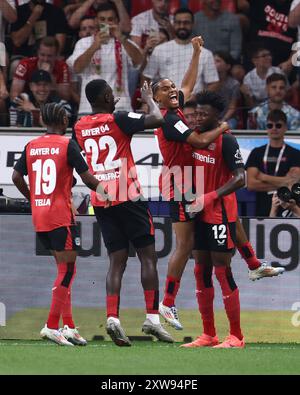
[289,0,300,40]
[68,0,131,34]
[231,63,246,84]
[213,50,240,128]
[10,69,72,127]
[246,0,297,71]
[74,79,174,346]
[0,42,8,126]
[12,102,106,347]
[67,2,142,115]
[270,190,300,217]
[78,16,97,38]
[246,109,300,216]
[130,0,174,48]
[247,73,300,130]
[0,0,17,42]
[241,45,285,108]
[192,0,242,60]
[143,8,219,94]
[10,37,71,102]
[10,0,69,56]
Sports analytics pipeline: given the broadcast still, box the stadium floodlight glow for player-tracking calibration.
[0,302,6,326]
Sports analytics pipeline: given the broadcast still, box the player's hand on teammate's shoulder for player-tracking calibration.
[140,81,153,103]
[219,122,231,133]
[191,36,204,53]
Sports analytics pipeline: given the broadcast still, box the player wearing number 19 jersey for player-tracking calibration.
[12,103,102,347]
[74,79,173,346]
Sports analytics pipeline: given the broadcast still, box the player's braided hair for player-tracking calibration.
[151,78,172,95]
[41,103,67,126]
[196,90,226,113]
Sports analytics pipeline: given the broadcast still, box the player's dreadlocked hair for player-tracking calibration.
[41,103,67,126]
[196,90,226,113]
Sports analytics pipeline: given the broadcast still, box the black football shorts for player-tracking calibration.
[37,225,81,252]
[94,200,155,254]
[194,220,236,252]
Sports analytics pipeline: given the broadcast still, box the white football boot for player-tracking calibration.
[40,324,74,346]
[60,325,87,346]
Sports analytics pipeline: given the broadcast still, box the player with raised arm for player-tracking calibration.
[153,36,229,330]
[182,91,246,348]
[12,103,104,346]
[74,79,174,346]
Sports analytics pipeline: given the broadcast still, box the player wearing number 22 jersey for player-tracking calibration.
[13,103,102,347]
[74,79,173,347]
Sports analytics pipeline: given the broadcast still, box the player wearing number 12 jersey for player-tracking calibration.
[12,103,103,347]
[182,91,246,348]
[74,79,173,346]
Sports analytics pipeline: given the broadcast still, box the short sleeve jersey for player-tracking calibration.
[14,135,88,232]
[155,91,194,200]
[74,111,146,207]
[14,57,70,85]
[193,132,245,223]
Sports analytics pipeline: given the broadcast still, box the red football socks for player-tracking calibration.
[237,241,260,270]
[62,291,75,329]
[194,263,216,337]
[144,290,159,314]
[163,276,180,307]
[61,263,76,329]
[215,266,243,340]
[47,262,75,330]
[106,295,120,318]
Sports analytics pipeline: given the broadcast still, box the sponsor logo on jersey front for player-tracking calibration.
[192,152,216,164]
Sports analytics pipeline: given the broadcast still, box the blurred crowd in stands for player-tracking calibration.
[0,0,300,130]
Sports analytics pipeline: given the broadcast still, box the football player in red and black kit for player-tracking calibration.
[182,91,246,348]
[183,102,285,281]
[74,79,173,346]
[12,103,104,346]
[153,36,229,330]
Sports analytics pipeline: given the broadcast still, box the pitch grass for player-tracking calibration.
[1,308,300,343]
[0,341,300,375]
[1,308,300,375]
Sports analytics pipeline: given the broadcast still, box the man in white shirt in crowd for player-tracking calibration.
[67,2,142,116]
[130,0,174,48]
[241,45,285,108]
[142,7,219,93]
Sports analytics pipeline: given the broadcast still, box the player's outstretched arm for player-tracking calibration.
[141,81,165,129]
[186,122,230,149]
[12,170,30,201]
[181,36,204,103]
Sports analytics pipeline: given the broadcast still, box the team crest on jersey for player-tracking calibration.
[16,63,27,77]
[74,237,81,246]
[208,143,216,151]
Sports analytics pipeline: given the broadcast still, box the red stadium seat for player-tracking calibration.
[131,0,181,17]
[188,0,236,14]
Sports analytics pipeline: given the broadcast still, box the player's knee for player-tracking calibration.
[176,237,193,256]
